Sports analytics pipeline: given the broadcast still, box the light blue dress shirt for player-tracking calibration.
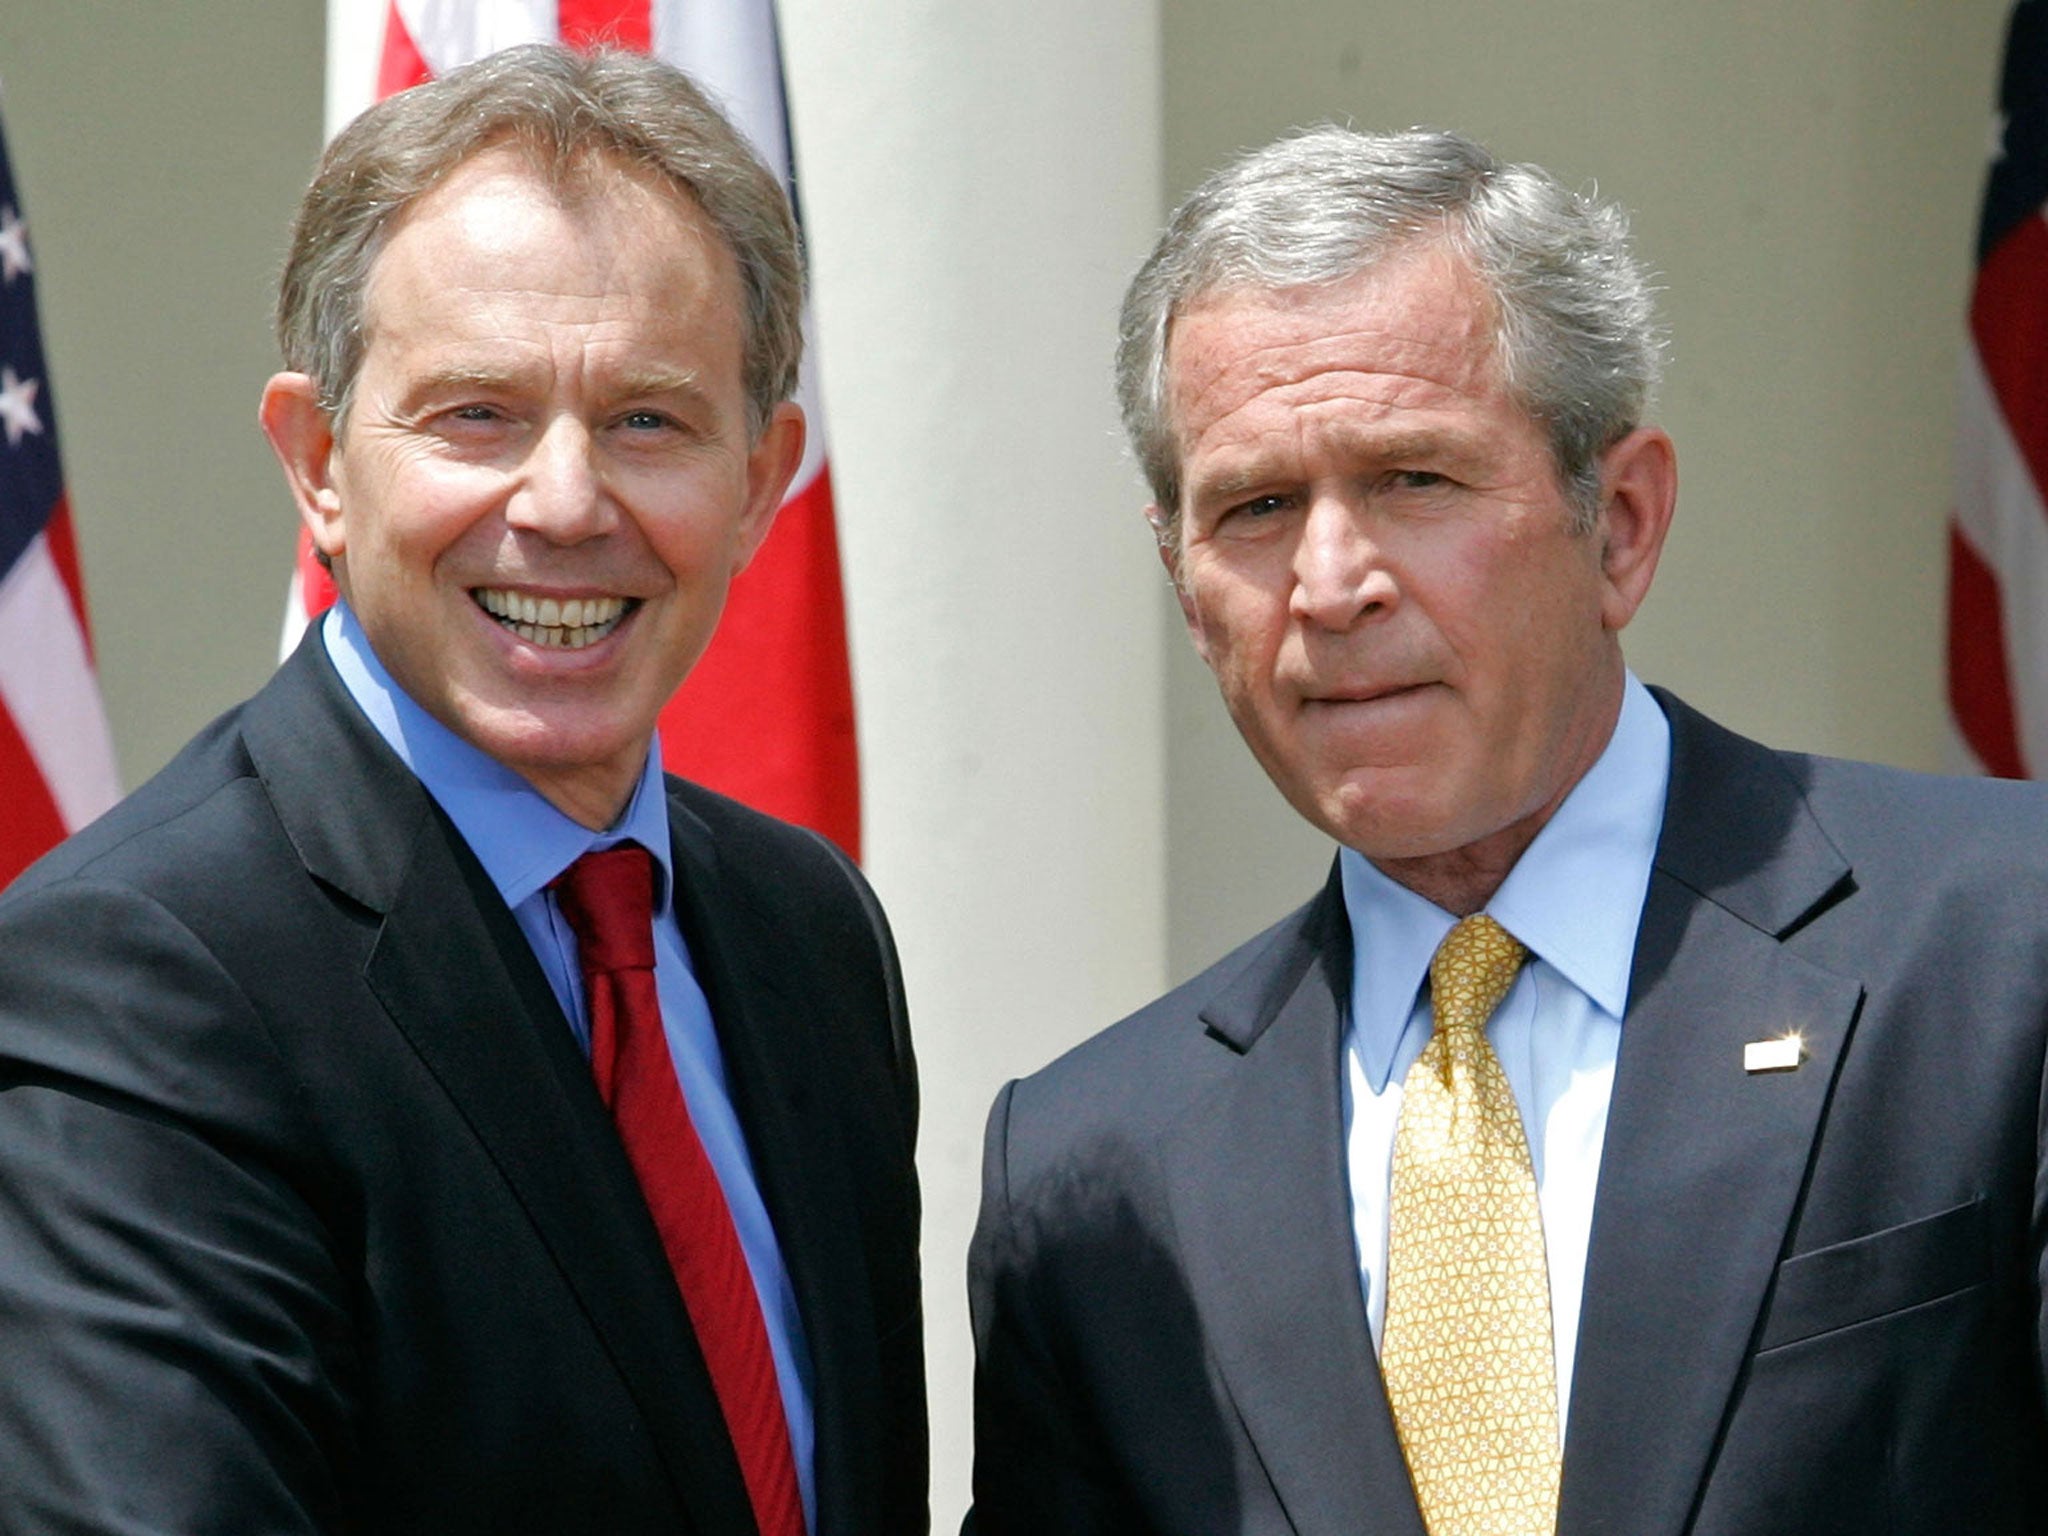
[323,603,816,1528]
[1340,671,1671,1430]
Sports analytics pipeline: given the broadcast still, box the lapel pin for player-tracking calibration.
[1743,1032,1806,1074]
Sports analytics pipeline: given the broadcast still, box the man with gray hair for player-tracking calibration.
[0,45,925,1536]
[966,125,2048,1534]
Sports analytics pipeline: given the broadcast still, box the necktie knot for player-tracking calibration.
[1428,912,1527,1045]
[553,845,659,974]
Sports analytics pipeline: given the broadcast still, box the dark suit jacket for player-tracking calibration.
[966,692,2048,1534]
[0,639,926,1536]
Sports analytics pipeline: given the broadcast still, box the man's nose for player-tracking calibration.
[1291,493,1396,630]
[506,417,613,542]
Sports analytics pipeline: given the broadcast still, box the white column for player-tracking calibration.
[776,3,1165,1522]
[324,0,382,135]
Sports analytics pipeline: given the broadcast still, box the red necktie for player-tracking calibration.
[553,845,806,1536]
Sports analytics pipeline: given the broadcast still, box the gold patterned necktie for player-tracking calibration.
[1381,913,1560,1536]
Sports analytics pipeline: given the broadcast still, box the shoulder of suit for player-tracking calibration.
[1786,748,2048,871]
[1657,685,2048,890]
[661,772,845,857]
[659,773,870,907]
[2,700,264,908]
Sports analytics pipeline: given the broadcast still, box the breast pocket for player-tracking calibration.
[1755,1196,1990,1353]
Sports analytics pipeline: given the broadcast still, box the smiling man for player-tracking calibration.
[0,46,924,1536]
[966,128,2048,1535]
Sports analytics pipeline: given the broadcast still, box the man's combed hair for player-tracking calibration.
[1115,125,1665,535]
[276,43,804,437]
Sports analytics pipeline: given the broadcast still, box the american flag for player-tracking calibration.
[1948,0,2048,777]
[0,104,118,889]
[290,0,861,856]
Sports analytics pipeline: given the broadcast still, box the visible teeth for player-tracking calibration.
[473,589,630,650]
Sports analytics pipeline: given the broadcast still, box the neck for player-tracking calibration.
[1376,835,1540,921]
[523,761,641,832]
[1367,670,1627,916]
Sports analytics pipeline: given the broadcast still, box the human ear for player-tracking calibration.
[1593,427,1677,632]
[1146,503,1210,663]
[732,401,807,574]
[259,373,346,562]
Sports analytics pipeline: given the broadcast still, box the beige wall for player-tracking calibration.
[1159,0,2014,976]
[0,4,323,788]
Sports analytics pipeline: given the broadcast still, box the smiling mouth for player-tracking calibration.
[472,588,634,650]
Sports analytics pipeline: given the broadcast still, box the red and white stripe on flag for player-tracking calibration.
[0,114,119,889]
[1948,0,2048,778]
[296,0,860,856]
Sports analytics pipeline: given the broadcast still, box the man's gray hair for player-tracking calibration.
[1116,125,1663,536]
[277,43,803,437]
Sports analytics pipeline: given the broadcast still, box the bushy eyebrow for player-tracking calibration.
[1189,461,1280,507]
[1190,424,1484,505]
[398,363,717,415]
[400,364,525,401]
[608,367,713,407]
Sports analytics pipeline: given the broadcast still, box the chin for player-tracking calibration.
[456,703,642,770]
[1346,811,1513,872]
[1309,772,1442,843]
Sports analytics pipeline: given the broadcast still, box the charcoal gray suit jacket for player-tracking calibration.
[0,637,927,1536]
[967,692,2048,1534]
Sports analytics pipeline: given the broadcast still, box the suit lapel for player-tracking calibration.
[1559,694,1863,1536]
[665,800,884,1536]
[1166,873,1428,1536]
[244,643,755,1535]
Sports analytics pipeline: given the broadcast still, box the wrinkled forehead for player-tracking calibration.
[358,143,724,328]
[1161,243,1507,436]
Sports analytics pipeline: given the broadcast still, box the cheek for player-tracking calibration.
[636,510,736,588]
[1426,532,1574,659]
[625,462,756,565]
[380,474,506,565]
[1184,562,1280,652]
[1190,604,1265,702]
[331,463,405,549]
